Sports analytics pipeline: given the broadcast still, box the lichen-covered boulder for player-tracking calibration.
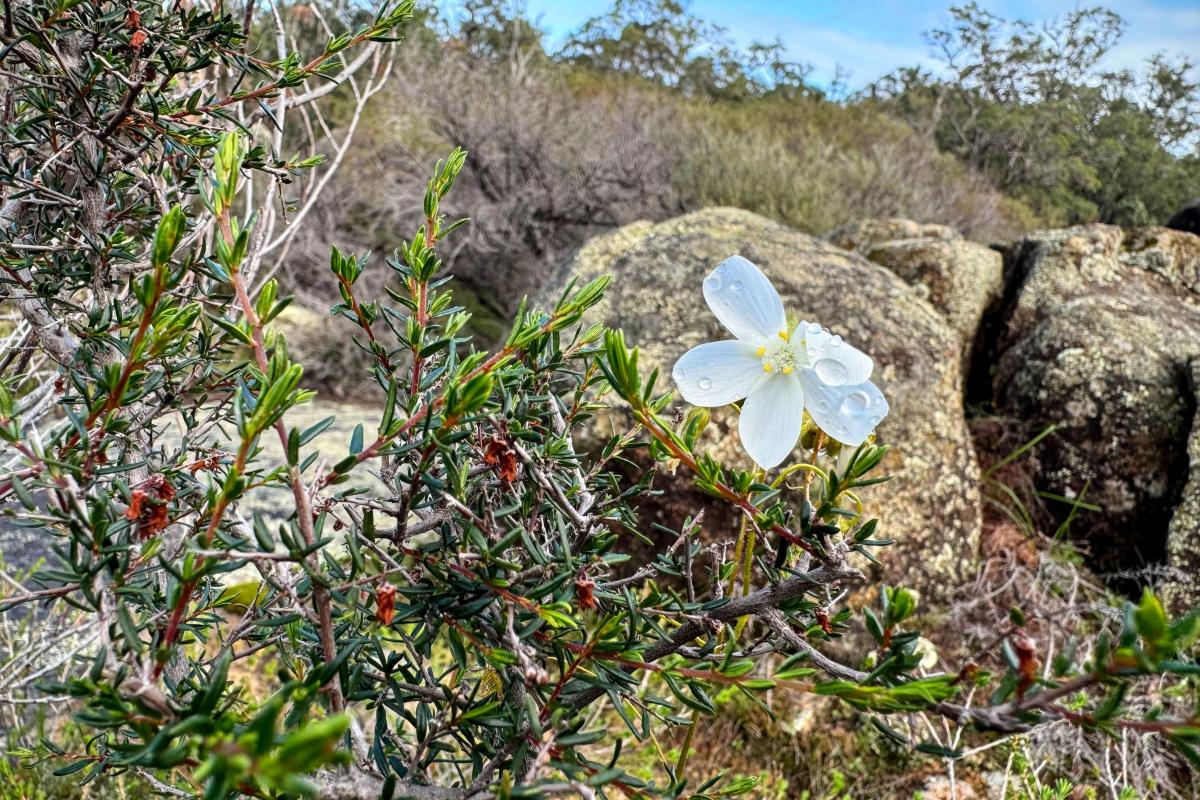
[826,218,961,252]
[994,225,1200,585]
[865,238,1002,371]
[827,219,1003,373]
[542,207,982,597]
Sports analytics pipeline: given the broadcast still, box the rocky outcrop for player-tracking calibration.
[543,208,983,597]
[828,219,1003,373]
[994,225,1200,582]
[826,218,961,252]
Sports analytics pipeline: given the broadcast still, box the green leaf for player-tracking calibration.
[299,416,336,445]
[458,700,503,722]
[815,676,957,712]
[1134,588,1169,659]
[52,759,92,777]
[8,473,35,510]
[152,205,186,268]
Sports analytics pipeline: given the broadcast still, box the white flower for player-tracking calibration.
[671,255,889,469]
[914,636,940,672]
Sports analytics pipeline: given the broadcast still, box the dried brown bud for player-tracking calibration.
[188,454,221,474]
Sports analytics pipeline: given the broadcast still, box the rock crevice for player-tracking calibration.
[983,224,1200,590]
[1166,360,1200,611]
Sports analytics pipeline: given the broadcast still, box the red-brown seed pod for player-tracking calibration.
[126,474,176,540]
[1012,632,1039,698]
[575,576,597,611]
[375,584,396,625]
[953,661,981,686]
[483,433,519,483]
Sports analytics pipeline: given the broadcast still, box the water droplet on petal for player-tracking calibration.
[730,280,744,292]
[715,263,728,274]
[830,335,843,347]
[704,275,721,290]
[814,358,849,385]
[807,322,822,334]
[816,400,831,413]
[839,391,871,418]
[698,377,713,391]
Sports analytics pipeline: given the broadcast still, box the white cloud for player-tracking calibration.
[778,27,936,86]
[1104,2,1200,72]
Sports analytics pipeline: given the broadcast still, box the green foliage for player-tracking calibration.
[316,0,1021,329]
[3,2,1200,799]
[559,0,816,101]
[870,3,1200,226]
[668,97,1022,238]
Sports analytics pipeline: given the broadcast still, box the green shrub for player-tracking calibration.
[672,98,1026,240]
[2,3,1200,800]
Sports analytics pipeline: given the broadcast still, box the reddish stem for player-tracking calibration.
[635,410,816,556]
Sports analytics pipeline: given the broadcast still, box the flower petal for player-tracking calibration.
[798,371,888,446]
[672,340,765,406]
[794,322,873,386]
[738,373,805,469]
[703,256,787,345]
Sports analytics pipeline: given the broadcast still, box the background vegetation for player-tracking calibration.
[283,0,1198,361]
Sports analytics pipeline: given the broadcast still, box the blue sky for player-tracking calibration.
[487,0,1200,89]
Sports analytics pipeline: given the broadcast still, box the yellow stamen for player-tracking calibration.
[782,366,793,375]
[762,363,774,373]
[755,346,766,357]
[778,331,789,340]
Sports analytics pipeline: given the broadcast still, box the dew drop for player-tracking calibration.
[830,335,843,347]
[816,400,831,413]
[704,275,721,290]
[715,263,728,274]
[814,358,849,385]
[730,280,744,292]
[807,322,822,334]
[697,377,713,391]
[839,390,871,418]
